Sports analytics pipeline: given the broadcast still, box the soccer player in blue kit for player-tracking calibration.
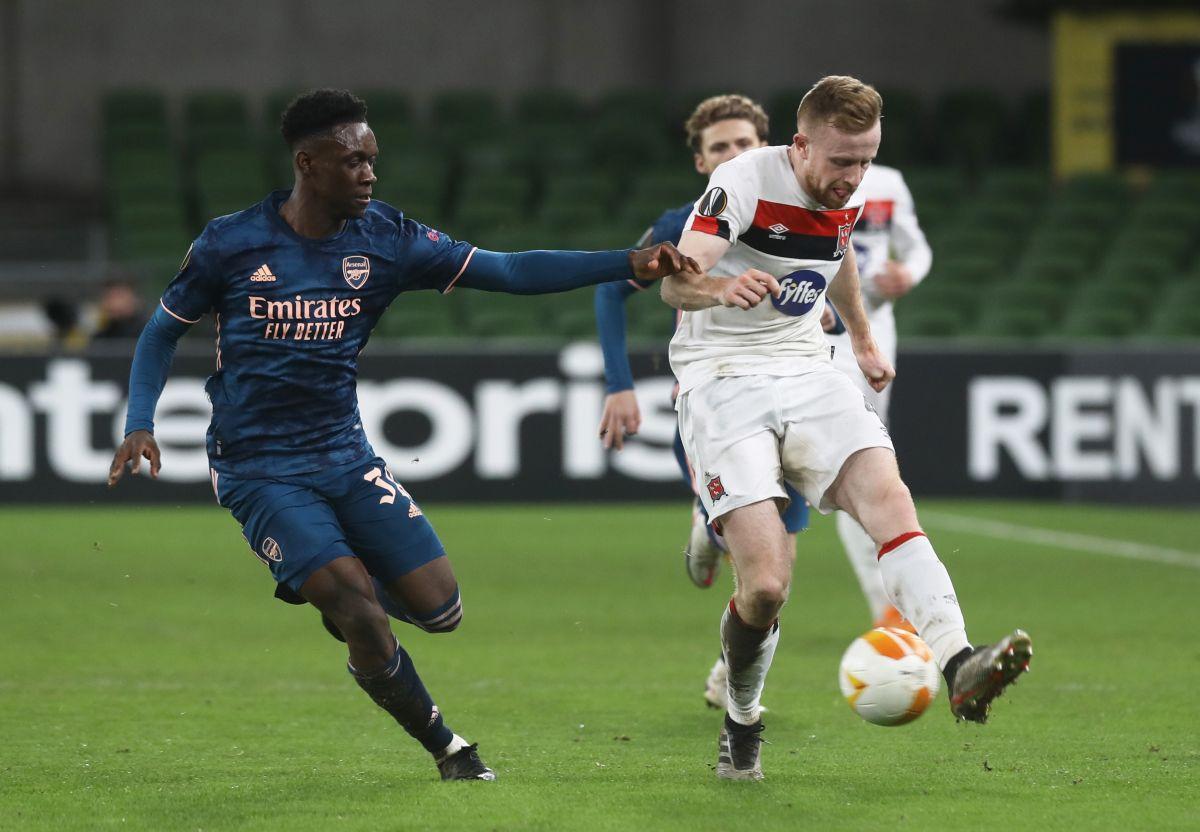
[107,89,693,781]
[594,95,844,708]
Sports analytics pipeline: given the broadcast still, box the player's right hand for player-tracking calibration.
[107,429,162,487]
[598,390,641,451]
[721,269,781,309]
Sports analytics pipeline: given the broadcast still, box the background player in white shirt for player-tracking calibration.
[661,76,1031,781]
[828,163,932,632]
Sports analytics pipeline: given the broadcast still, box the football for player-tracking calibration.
[838,627,940,726]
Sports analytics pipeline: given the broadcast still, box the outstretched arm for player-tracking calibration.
[455,243,691,294]
[108,305,190,486]
[594,279,644,450]
[662,230,781,311]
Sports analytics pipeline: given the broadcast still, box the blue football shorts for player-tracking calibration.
[213,453,445,594]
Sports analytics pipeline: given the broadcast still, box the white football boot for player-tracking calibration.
[685,500,725,589]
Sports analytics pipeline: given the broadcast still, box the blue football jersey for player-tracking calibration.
[160,190,475,478]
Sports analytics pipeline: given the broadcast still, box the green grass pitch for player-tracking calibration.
[2,500,1198,831]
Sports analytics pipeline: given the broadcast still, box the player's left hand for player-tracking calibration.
[854,340,896,392]
[629,242,699,282]
[107,429,161,487]
[872,260,915,299]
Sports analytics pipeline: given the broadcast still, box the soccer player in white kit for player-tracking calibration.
[828,163,932,632]
[661,76,1032,781]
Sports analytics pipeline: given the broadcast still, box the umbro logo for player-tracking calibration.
[249,264,277,282]
[769,223,788,234]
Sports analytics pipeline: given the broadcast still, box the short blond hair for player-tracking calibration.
[796,75,882,134]
[684,94,770,153]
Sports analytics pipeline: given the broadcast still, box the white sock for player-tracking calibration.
[721,604,780,726]
[836,511,891,620]
[877,533,970,669]
[436,733,469,761]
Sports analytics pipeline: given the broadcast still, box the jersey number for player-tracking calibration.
[363,466,406,505]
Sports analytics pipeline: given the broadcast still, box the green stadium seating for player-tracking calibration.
[902,168,966,216]
[1148,304,1200,338]
[457,171,532,207]
[1011,253,1086,287]
[103,89,169,125]
[956,200,1039,235]
[359,89,413,125]
[978,167,1048,203]
[376,292,462,339]
[975,304,1054,338]
[1023,228,1104,263]
[932,231,1014,266]
[1011,90,1050,164]
[936,88,1009,168]
[597,89,670,130]
[1058,306,1138,339]
[984,278,1068,314]
[1126,198,1200,235]
[102,122,174,155]
[895,304,967,338]
[538,197,608,233]
[113,228,193,263]
[875,87,926,166]
[1044,200,1122,232]
[515,89,586,125]
[1144,170,1200,203]
[1106,231,1192,269]
[432,90,503,129]
[106,149,183,197]
[1058,172,1129,205]
[263,89,301,132]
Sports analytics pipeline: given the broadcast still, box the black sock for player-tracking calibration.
[724,713,762,732]
[350,641,454,755]
[943,646,974,689]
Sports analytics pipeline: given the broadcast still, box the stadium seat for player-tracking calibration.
[1011,90,1050,165]
[1058,306,1138,339]
[263,89,301,132]
[538,197,608,233]
[1022,228,1104,264]
[1126,198,1200,236]
[1058,172,1129,205]
[1143,169,1200,203]
[431,90,503,131]
[457,171,532,207]
[515,89,586,125]
[597,89,670,131]
[895,304,967,338]
[107,149,183,197]
[1148,304,1200,338]
[1044,200,1123,232]
[956,200,1039,235]
[932,232,1013,267]
[978,167,1047,203]
[1106,231,1192,269]
[902,168,966,213]
[975,304,1054,339]
[1010,253,1086,287]
[875,87,926,165]
[184,90,250,131]
[376,291,461,339]
[936,88,1010,168]
[359,89,413,126]
[102,89,169,126]
[983,278,1067,314]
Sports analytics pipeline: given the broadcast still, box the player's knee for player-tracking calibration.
[743,578,788,621]
[327,591,391,649]
[415,588,463,634]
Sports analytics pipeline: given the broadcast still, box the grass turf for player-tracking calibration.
[2,501,1198,831]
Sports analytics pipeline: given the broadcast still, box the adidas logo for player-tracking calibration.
[249,264,277,282]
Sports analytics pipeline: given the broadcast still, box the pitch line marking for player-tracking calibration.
[920,511,1200,571]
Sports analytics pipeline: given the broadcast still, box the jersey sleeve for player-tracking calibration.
[683,162,757,242]
[159,231,222,324]
[889,172,933,286]
[395,217,478,294]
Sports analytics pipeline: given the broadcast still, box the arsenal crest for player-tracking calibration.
[834,222,853,258]
[706,474,726,502]
[342,255,371,289]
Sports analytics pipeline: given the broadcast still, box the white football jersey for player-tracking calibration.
[847,164,932,320]
[670,145,862,394]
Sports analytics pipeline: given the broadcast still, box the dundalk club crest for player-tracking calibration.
[343,255,371,289]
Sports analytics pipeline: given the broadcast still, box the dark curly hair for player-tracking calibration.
[280,89,368,147]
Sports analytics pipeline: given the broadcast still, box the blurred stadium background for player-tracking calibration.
[3,2,1200,829]
[1,0,1197,503]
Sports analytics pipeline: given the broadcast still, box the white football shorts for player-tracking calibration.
[677,365,894,523]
